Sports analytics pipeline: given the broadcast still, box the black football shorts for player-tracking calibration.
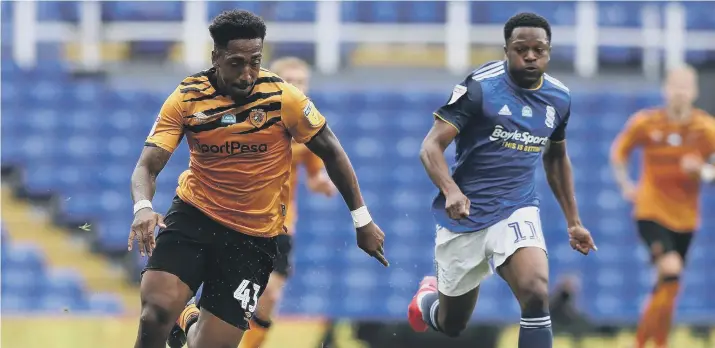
[143,196,278,330]
[637,220,693,262]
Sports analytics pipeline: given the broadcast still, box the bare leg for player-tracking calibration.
[134,270,193,348]
[436,287,480,337]
[186,308,245,348]
[498,247,552,348]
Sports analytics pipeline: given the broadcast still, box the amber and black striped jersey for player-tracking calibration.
[611,108,715,232]
[145,68,327,238]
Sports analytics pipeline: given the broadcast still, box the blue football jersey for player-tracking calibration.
[431,60,571,233]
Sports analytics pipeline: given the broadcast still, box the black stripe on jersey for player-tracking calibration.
[190,70,210,78]
[183,90,220,103]
[233,116,281,135]
[238,91,282,107]
[180,85,212,94]
[255,76,283,84]
[187,91,282,117]
[185,102,282,133]
[180,79,208,87]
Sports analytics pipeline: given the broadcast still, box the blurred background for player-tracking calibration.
[1,1,714,347]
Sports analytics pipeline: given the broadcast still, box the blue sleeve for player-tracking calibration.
[549,103,570,142]
[433,77,483,133]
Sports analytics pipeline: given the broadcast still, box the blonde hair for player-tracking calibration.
[268,56,310,76]
[666,64,697,82]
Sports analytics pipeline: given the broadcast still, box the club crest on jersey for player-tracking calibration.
[249,109,266,128]
[221,113,237,125]
[521,106,533,117]
[545,106,555,128]
[303,101,321,127]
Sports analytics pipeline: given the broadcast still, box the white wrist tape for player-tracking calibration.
[351,206,373,228]
[701,164,715,183]
[133,200,153,215]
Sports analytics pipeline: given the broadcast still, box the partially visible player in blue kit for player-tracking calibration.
[407,13,597,348]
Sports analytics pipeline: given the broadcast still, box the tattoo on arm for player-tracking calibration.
[131,146,172,204]
[305,126,365,210]
[543,140,582,226]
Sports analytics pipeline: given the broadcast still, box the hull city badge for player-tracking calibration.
[249,108,267,128]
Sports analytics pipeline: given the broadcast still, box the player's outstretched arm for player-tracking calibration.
[129,146,172,256]
[543,140,597,255]
[420,120,470,219]
[420,120,459,196]
[305,126,388,267]
[129,87,184,256]
[542,140,579,226]
[131,146,172,207]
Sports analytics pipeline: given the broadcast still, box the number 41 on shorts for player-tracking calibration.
[233,279,261,313]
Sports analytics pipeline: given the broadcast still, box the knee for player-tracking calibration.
[657,253,684,278]
[139,292,184,328]
[515,275,550,312]
[139,301,175,330]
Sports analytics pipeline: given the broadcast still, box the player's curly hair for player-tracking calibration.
[503,12,551,43]
[209,10,267,49]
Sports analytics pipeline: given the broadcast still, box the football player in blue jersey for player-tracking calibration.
[407,13,597,347]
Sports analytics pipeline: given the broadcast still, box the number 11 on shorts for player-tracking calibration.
[233,279,261,312]
[509,221,539,243]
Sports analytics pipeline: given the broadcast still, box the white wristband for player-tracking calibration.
[133,200,153,215]
[351,206,373,228]
[701,164,715,183]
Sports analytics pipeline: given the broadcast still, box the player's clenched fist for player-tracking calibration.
[568,225,598,255]
[356,222,389,267]
[128,208,166,257]
[445,191,470,220]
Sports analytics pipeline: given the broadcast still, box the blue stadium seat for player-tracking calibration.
[1,1,13,22]
[684,2,715,30]
[0,237,109,313]
[88,293,124,314]
[207,1,265,21]
[101,1,183,21]
[597,2,650,27]
[405,1,445,23]
[272,1,316,22]
[471,2,576,26]
[38,1,79,22]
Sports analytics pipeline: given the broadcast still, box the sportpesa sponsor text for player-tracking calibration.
[193,140,269,154]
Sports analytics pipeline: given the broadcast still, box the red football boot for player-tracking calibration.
[407,276,438,332]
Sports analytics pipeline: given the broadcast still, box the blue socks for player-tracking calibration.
[519,308,553,348]
[418,291,441,331]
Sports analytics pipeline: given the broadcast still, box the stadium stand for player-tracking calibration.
[2,4,715,347]
[0,220,125,314]
[3,56,715,323]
